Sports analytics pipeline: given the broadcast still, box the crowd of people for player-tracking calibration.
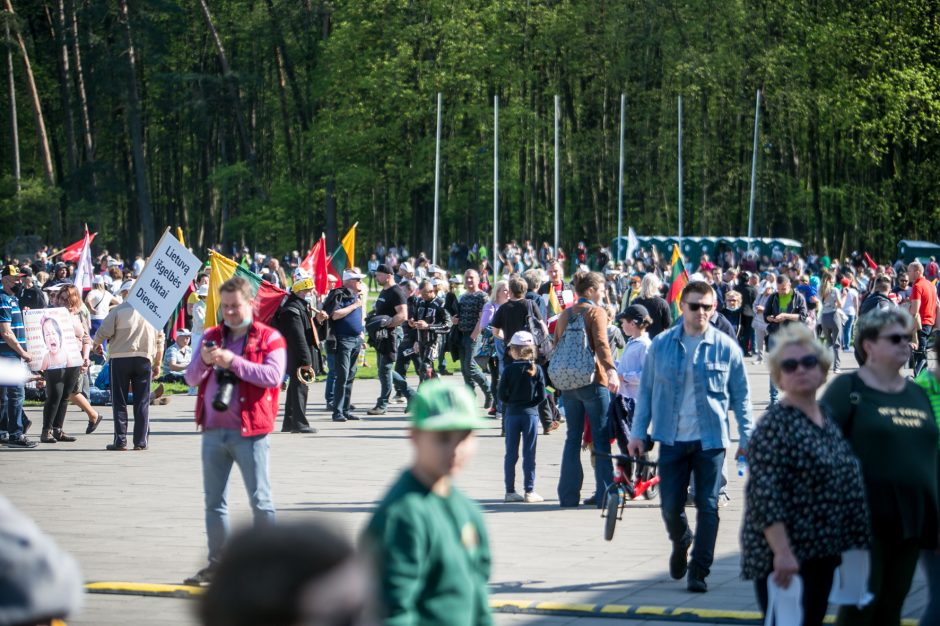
[0,237,938,626]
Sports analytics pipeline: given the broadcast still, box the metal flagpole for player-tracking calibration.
[617,93,625,261]
[747,89,761,251]
[493,94,499,277]
[554,94,560,257]
[432,92,442,265]
[677,95,683,248]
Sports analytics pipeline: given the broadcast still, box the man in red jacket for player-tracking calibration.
[182,276,287,586]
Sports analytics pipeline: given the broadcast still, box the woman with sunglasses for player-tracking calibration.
[821,308,938,626]
[742,324,870,625]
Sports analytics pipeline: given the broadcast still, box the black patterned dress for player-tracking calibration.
[741,402,871,580]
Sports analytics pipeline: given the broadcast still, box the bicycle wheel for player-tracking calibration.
[642,468,660,500]
[604,491,619,541]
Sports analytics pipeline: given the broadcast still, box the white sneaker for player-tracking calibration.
[504,492,524,503]
[718,492,731,508]
[524,491,544,503]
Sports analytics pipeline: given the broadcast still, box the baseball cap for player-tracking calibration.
[428,264,443,274]
[398,262,413,274]
[618,303,650,324]
[375,263,392,275]
[509,330,535,346]
[292,267,309,282]
[291,277,314,293]
[448,275,461,284]
[1,265,24,278]
[327,274,338,283]
[409,379,493,432]
[176,328,192,337]
[92,275,104,285]
[343,269,365,281]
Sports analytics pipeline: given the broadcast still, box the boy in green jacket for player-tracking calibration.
[364,379,493,626]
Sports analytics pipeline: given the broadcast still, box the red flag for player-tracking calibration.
[863,252,877,270]
[253,280,287,324]
[59,232,97,263]
[303,235,331,295]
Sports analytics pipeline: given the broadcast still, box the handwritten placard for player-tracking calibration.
[24,308,82,372]
[126,230,201,331]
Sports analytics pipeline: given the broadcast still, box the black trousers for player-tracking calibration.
[740,315,754,354]
[42,366,81,432]
[282,363,310,431]
[110,356,151,448]
[755,555,840,626]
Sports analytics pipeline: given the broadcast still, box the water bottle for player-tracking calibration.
[736,455,747,478]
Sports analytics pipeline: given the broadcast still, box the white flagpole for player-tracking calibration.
[432,92,442,265]
[617,93,625,261]
[493,94,499,278]
[677,95,683,248]
[747,89,761,251]
[554,94,560,258]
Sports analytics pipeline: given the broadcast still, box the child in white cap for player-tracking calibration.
[498,330,547,503]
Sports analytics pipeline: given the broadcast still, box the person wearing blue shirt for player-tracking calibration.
[323,269,365,423]
[0,265,36,447]
[628,280,753,593]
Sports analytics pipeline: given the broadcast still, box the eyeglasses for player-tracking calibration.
[685,302,714,312]
[877,333,909,345]
[780,355,819,373]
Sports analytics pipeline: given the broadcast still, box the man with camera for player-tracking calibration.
[183,276,287,586]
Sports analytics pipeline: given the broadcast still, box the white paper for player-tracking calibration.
[126,230,201,331]
[765,575,803,626]
[828,549,874,608]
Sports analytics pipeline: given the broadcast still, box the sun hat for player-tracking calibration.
[409,379,492,432]
[508,330,535,346]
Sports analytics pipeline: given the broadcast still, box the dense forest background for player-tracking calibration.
[0,0,937,261]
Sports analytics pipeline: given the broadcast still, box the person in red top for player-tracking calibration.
[183,276,287,586]
[908,261,938,374]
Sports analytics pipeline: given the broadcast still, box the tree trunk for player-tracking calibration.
[4,20,19,191]
[52,0,77,183]
[263,0,308,132]
[196,0,255,168]
[118,0,155,251]
[4,0,59,239]
[70,0,96,199]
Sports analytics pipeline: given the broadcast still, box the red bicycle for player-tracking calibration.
[593,449,660,541]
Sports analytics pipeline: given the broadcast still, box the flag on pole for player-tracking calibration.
[863,252,877,271]
[72,227,95,291]
[626,226,639,261]
[329,223,358,276]
[666,244,689,320]
[206,251,287,325]
[59,231,97,263]
[300,235,330,295]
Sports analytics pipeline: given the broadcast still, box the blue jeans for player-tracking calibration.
[375,331,401,409]
[460,334,490,395]
[201,429,275,565]
[331,335,360,420]
[325,346,336,406]
[557,383,613,507]
[504,409,539,494]
[922,549,940,626]
[0,379,25,437]
[842,314,856,351]
[658,441,724,577]
[767,334,779,404]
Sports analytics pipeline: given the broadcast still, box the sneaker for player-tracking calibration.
[345,414,361,421]
[504,492,524,503]
[0,432,7,444]
[687,566,708,593]
[331,416,347,423]
[367,406,387,416]
[439,368,452,376]
[6,434,37,448]
[483,393,494,409]
[487,407,498,417]
[133,444,148,451]
[393,395,406,404]
[718,492,731,508]
[184,566,215,586]
[106,443,128,451]
[524,492,544,503]
[669,536,693,580]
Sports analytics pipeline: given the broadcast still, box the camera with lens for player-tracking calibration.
[204,340,240,411]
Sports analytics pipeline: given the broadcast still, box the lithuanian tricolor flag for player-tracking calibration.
[206,250,288,325]
[328,223,357,276]
[666,244,689,320]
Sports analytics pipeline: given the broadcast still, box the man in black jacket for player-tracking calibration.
[276,277,318,434]
[763,274,808,405]
[859,275,896,317]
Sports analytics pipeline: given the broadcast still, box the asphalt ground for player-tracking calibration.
[2,349,928,625]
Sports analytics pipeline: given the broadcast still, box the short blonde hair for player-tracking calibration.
[766,323,833,387]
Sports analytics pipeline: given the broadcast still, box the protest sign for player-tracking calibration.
[126,229,201,331]
[24,308,82,372]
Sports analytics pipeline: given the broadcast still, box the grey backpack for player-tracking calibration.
[547,309,596,391]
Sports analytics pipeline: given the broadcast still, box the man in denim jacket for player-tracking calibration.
[628,280,753,593]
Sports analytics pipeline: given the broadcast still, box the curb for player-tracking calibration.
[83,583,919,625]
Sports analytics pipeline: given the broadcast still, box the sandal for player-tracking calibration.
[86,413,103,435]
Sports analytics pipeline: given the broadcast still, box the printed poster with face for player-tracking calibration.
[24,308,82,372]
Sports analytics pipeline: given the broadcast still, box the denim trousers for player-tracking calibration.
[375,331,401,408]
[325,345,336,405]
[504,409,539,494]
[767,334,779,404]
[557,383,612,507]
[201,429,275,565]
[921,549,940,626]
[331,335,360,419]
[658,441,724,577]
[841,314,856,351]
[460,334,490,395]
[0,379,25,436]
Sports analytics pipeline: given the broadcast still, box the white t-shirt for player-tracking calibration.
[86,289,117,320]
[841,287,859,316]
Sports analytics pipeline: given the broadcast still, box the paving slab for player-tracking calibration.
[2,352,927,625]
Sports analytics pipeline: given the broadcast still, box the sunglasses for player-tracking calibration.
[780,355,819,373]
[877,333,909,345]
[686,302,715,312]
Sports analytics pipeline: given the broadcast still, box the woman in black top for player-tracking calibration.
[821,308,938,626]
[742,324,870,626]
[631,273,671,337]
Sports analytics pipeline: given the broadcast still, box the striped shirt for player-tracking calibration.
[0,292,26,359]
[915,370,940,450]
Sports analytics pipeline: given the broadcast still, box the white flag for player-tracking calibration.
[626,226,639,261]
[72,229,94,291]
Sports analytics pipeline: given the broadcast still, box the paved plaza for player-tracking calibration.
[3,354,928,625]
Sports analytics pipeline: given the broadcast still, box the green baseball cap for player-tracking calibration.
[409,379,493,431]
